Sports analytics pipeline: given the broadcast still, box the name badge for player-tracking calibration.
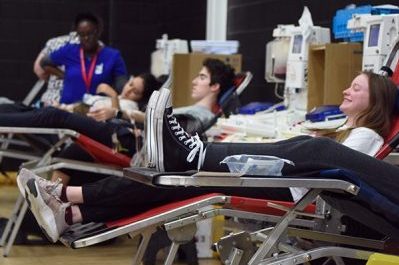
[95,63,104,74]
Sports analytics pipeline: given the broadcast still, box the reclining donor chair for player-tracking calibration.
[48,114,399,265]
[122,112,399,265]
[0,127,131,256]
[172,71,253,137]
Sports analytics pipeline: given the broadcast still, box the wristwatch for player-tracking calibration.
[115,110,123,119]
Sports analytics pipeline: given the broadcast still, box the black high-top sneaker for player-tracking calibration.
[153,88,205,172]
[145,90,160,168]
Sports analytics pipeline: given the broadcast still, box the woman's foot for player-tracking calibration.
[148,88,205,172]
[17,168,62,199]
[24,178,70,243]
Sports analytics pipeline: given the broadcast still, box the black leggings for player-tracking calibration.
[0,106,136,155]
[79,136,399,223]
[80,176,292,222]
[204,136,399,205]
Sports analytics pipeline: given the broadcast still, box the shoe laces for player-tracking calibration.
[168,114,204,170]
[40,182,66,206]
[41,177,62,197]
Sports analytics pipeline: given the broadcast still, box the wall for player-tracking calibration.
[227,0,399,105]
[1,0,397,104]
[0,0,206,100]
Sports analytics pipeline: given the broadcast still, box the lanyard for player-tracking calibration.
[80,48,99,92]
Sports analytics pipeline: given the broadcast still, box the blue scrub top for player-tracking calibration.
[50,43,127,104]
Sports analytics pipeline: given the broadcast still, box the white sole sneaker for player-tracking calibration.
[25,179,59,243]
[16,168,38,198]
[145,90,160,168]
[154,88,171,172]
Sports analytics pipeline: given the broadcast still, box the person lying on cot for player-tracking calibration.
[61,73,155,123]
[0,72,158,152]
[17,69,399,243]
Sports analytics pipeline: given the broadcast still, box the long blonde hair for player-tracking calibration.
[319,71,397,142]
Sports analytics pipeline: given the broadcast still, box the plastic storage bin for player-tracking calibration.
[332,5,399,42]
[220,155,294,176]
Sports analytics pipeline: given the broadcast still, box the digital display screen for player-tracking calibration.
[368,24,380,47]
[292,34,303,54]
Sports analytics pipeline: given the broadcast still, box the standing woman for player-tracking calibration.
[40,12,128,104]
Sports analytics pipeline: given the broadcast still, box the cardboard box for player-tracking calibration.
[307,43,362,111]
[172,53,242,107]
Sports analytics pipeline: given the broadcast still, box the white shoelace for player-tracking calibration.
[168,114,204,170]
[39,177,61,195]
[50,178,62,193]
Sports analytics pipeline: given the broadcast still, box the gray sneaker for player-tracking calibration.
[17,168,62,199]
[152,88,205,172]
[24,178,70,243]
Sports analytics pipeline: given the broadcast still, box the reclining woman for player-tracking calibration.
[48,72,159,185]
[0,72,158,162]
[18,70,399,242]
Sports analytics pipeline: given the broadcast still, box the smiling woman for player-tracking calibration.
[40,12,128,104]
[340,73,370,125]
[339,72,397,139]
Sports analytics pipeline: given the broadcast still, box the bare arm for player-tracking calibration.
[40,54,64,79]
[86,84,120,122]
[33,52,48,80]
[96,83,120,109]
[86,107,118,122]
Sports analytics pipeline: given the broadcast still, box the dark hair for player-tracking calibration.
[136,73,160,111]
[355,71,398,138]
[73,12,103,34]
[202,58,236,102]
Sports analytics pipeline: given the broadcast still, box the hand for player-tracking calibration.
[87,107,117,122]
[53,102,75,112]
[43,66,64,79]
[50,100,60,108]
